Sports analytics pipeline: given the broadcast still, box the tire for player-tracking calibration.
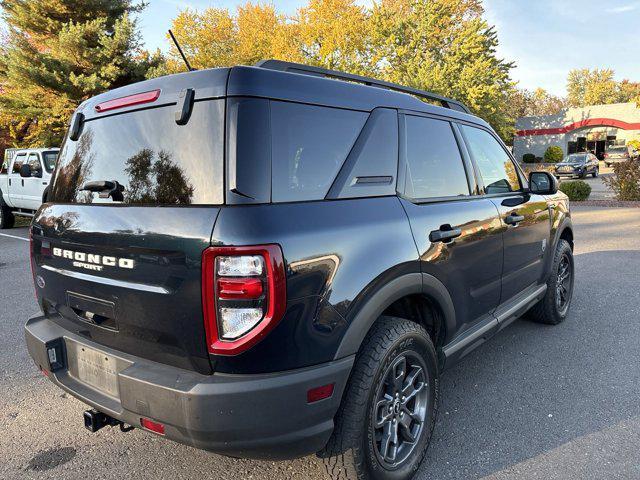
[0,204,15,229]
[605,163,611,168]
[592,168,598,178]
[526,239,574,325]
[321,317,438,480]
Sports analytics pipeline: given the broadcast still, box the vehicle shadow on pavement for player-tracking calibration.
[419,250,640,479]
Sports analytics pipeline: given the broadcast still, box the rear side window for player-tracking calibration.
[50,100,225,205]
[461,125,520,194]
[271,102,367,202]
[403,115,469,199]
[28,154,43,176]
[0,158,7,175]
[42,151,58,173]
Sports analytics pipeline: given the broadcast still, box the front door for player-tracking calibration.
[7,152,27,207]
[399,114,504,338]
[23,153,45,210]
[458,124,551,304]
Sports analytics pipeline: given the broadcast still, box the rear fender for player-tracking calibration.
[334,272,456,360]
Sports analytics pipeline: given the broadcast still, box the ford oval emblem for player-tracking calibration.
[36,276,46,289]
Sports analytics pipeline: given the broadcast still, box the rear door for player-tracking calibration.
[458,124,551,304]
[32,97,226,374]
[399,113,504,339]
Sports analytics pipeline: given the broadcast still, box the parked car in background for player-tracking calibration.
[603,145,638,167]
[0,147,59,228]
[554,153,599,179]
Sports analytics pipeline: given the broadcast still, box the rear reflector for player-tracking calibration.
[140,418,165,435]
[95,90,161,113]
[307,384,335,404]
[218,277,263,299]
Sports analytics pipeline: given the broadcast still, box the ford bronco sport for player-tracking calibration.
[25,61,574,480]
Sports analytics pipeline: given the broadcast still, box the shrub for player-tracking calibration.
[522,164,554,176]
[602,161,640,200]
[522,153,536,164]
[544,145,564,163]
[559,180,591,201]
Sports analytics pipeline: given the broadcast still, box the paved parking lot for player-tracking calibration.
[557,163,614,201]
[1,205,640,479]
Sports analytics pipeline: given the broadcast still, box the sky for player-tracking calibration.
[138,0,639,97]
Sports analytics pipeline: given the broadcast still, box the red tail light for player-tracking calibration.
[202,245,286,355]
[95,89,161,113]
[604,153,608,158]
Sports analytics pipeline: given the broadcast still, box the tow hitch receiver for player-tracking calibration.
[83,409,134,433]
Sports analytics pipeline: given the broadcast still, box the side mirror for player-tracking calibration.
[19,163,32,178]
[529,171,558,195]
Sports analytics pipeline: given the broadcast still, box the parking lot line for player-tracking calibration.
[0,232,29,242]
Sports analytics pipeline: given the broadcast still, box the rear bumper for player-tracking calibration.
[25,315,354,459]
[555,169,584,177]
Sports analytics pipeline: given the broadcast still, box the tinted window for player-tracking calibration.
[271,102,367,202]
[50,101,224,205]
[567,154,587,163]
[404,116,469,199]
[0,157,7,175]
[42,151,58,173]
[12,154,26,174]
[461,125,520,194]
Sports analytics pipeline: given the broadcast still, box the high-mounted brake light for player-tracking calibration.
[94,89,161,113]
[202,245,286,355]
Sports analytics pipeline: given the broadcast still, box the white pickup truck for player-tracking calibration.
[0,148,59,228]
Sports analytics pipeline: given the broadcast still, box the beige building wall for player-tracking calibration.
[514,102,640,161]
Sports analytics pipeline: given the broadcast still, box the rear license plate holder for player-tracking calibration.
[74,345,119,398]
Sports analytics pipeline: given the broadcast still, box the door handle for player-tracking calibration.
[429,226,462,243]
[505,214,525,226]
[21,179,24,187]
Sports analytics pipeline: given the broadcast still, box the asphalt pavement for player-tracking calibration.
[1,205,639,479]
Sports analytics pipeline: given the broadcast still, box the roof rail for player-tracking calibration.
[254,59,471,114]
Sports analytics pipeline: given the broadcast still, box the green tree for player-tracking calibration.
[566,68,638,107]
[369,0,516,141]
[508,87,567,120]
[0,0,161,146]
[161,0,515,141]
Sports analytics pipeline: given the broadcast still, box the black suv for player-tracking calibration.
[25,61,574,480]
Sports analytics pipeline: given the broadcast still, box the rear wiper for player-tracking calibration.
[80,180,125,201]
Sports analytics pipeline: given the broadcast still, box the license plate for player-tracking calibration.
[76,346,119,397]
[560,167,573,172]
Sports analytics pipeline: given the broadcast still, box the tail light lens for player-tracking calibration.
[202,245,286,355]
[604,153,608,158]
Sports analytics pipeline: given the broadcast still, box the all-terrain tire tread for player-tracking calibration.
[320,317,437,480]
[527,239,573,325]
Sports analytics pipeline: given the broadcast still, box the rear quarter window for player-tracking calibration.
[270,102,368,202]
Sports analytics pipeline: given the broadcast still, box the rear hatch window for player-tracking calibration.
[50,100,224,205]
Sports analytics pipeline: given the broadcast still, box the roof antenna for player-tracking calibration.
[168,30,195,72]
